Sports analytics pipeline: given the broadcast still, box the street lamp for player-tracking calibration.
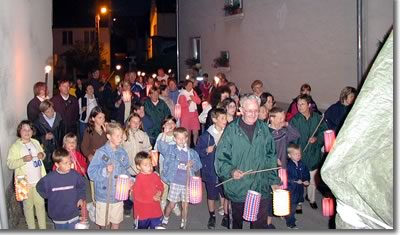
[95,6,108,53]
[44,65,52,88]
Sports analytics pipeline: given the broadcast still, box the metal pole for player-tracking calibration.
[0,154,9,229]
[356,0,363,86]
[176,0,180,82]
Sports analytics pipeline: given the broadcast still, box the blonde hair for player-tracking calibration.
[287,143,301,155]
[173,127,189,138]
[106,122,123,135]
[63,133,78,147]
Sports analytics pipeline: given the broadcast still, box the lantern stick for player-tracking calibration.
[101,70,116,90]
[246,167,282,175]
[303,113,325,153]
[183,164,190,228]
[215,169,253,187]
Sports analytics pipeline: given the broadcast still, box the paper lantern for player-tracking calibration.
[243,190,261,221]
[75,222,89,229]
[115,175,130,200]
[324,130,336,153]
[80,200,88,222]
[189,176,202,204]
[273,189,290,216]
[322,197,335,217]
[174,104,181,119]
[278,168,288,189]
[150,150,159,167]
[15,175,28,201]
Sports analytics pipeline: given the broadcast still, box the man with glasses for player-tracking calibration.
[215,94,280,229]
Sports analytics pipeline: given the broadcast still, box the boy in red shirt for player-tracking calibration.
[132,151,164,229]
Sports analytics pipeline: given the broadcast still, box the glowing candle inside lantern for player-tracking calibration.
[150,150,159,167]
[273,189,290,216]
[243,190,261,221]
[152,73,157,79]
[214,76,220,86]
[15,175,28,201]
[189,176,202,204]
[115,175,130,200]
[174,104,181,119]
[324,130,336,153]
[278,168,288,190]
[322,197,335,217]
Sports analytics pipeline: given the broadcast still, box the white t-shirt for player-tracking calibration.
[22,142,42,184]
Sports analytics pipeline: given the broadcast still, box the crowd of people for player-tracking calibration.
[7,67,357,230]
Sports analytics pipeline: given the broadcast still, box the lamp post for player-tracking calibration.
[95,7,108,54]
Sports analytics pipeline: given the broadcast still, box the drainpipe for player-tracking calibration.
[0,154,9,229]
[356,0,364,86]
[176,0,180,82]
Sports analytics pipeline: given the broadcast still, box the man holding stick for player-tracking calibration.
[215,94,280,229]
[289,94,328,209]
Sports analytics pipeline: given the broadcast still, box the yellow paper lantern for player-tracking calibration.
[15,175,28,201]
[273,189,290,216]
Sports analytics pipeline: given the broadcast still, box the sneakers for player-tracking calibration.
[155,223,168,229]
[180,220,187,229]
[221,216,230,229]
[173,204,181,216]
[309,202,318,209]
[218,206,224,216]
[287,224,298,229]
[207,216,216,229]
[267,224,276,229]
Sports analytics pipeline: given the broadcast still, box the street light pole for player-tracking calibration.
[95,13,100,54]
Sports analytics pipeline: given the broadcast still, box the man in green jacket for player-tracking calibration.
[143,86,171,146]
[215,94,280,229]
[290,94,328,210]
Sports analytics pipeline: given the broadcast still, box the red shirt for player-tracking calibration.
[132,172,164,220]
[52,150,88,177]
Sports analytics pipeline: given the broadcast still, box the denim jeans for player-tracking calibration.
[53,219,78,229]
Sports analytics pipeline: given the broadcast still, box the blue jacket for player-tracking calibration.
[325,101,351,134]
[287,159,310,204]
[87,142,130,203]
[157,140,202,184]
[195,131,218,184]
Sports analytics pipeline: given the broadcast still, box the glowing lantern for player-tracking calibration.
[322,197,335,217]
[189,176,202,204]
[150,150,159,167]
[324,130,336,153]
[273,189,290,216]
[15,175,28,201]
[214,76,220,86]
[243,190,261,221]
[278,168,288,189]
[174,104,181,119]
[122,91,132,103]
[115,175,130,200]
[152,73,157,79]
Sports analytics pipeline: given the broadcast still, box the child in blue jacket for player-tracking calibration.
[195,108,230,229]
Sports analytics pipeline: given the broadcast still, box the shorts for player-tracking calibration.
[95,201,124,226]
[205,182,224,200]
[168,183,188,203]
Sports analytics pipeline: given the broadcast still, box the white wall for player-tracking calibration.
[179,0,393,109]
[0,0,53,188]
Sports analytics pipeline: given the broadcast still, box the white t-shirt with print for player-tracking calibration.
[22,142,42,184]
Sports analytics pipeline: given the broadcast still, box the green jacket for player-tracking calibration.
[143,98,171,142]
[215,119,280,202]
[290,112,328,171]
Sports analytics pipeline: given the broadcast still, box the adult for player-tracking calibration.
[143,86,171,146]
[325,86,357,134]
[168,78,180,105]
[27,82,49,122]
[159,84,175,116]
[78,83,98,140]
[290,94,328,209]
[110,80,139,125]
[177,79,201,147]
[215,94,280,229]
[199,73,212,101]
[157,67,169,84]
[87,69,102,101]
[251,80,264,97]
[50,79,79,134]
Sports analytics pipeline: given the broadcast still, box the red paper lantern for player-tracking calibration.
[324,130,336,153]
[322,197,335,217]
[243,190,261,221]
[278,168,288,190]
[150,150,159,167]
[174,104,181,119]
[189,176,202,204]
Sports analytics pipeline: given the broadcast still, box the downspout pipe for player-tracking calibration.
[176,0,180,82]
[356,0,364,86]
[0,153,9,229]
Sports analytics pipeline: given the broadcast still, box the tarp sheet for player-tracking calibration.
[320,31,393,229]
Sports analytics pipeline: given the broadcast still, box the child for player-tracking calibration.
[36,148,86,229]
[132,151,164,229]
[285,144,310,229]
[34,99,65,172]
[52,133,88,177]
[157,127,202,229]
[7,120,47,229]
[195,108,230,229]
[87,122,131,229]
[121,113,152,216]
[286,84,321,121]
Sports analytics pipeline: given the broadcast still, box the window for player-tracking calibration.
[224,0,243,16]
[84,31,95,44]
[62,31,73,45]
[191,37,201,63]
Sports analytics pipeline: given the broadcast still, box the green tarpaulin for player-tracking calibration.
[321,31,393,229]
